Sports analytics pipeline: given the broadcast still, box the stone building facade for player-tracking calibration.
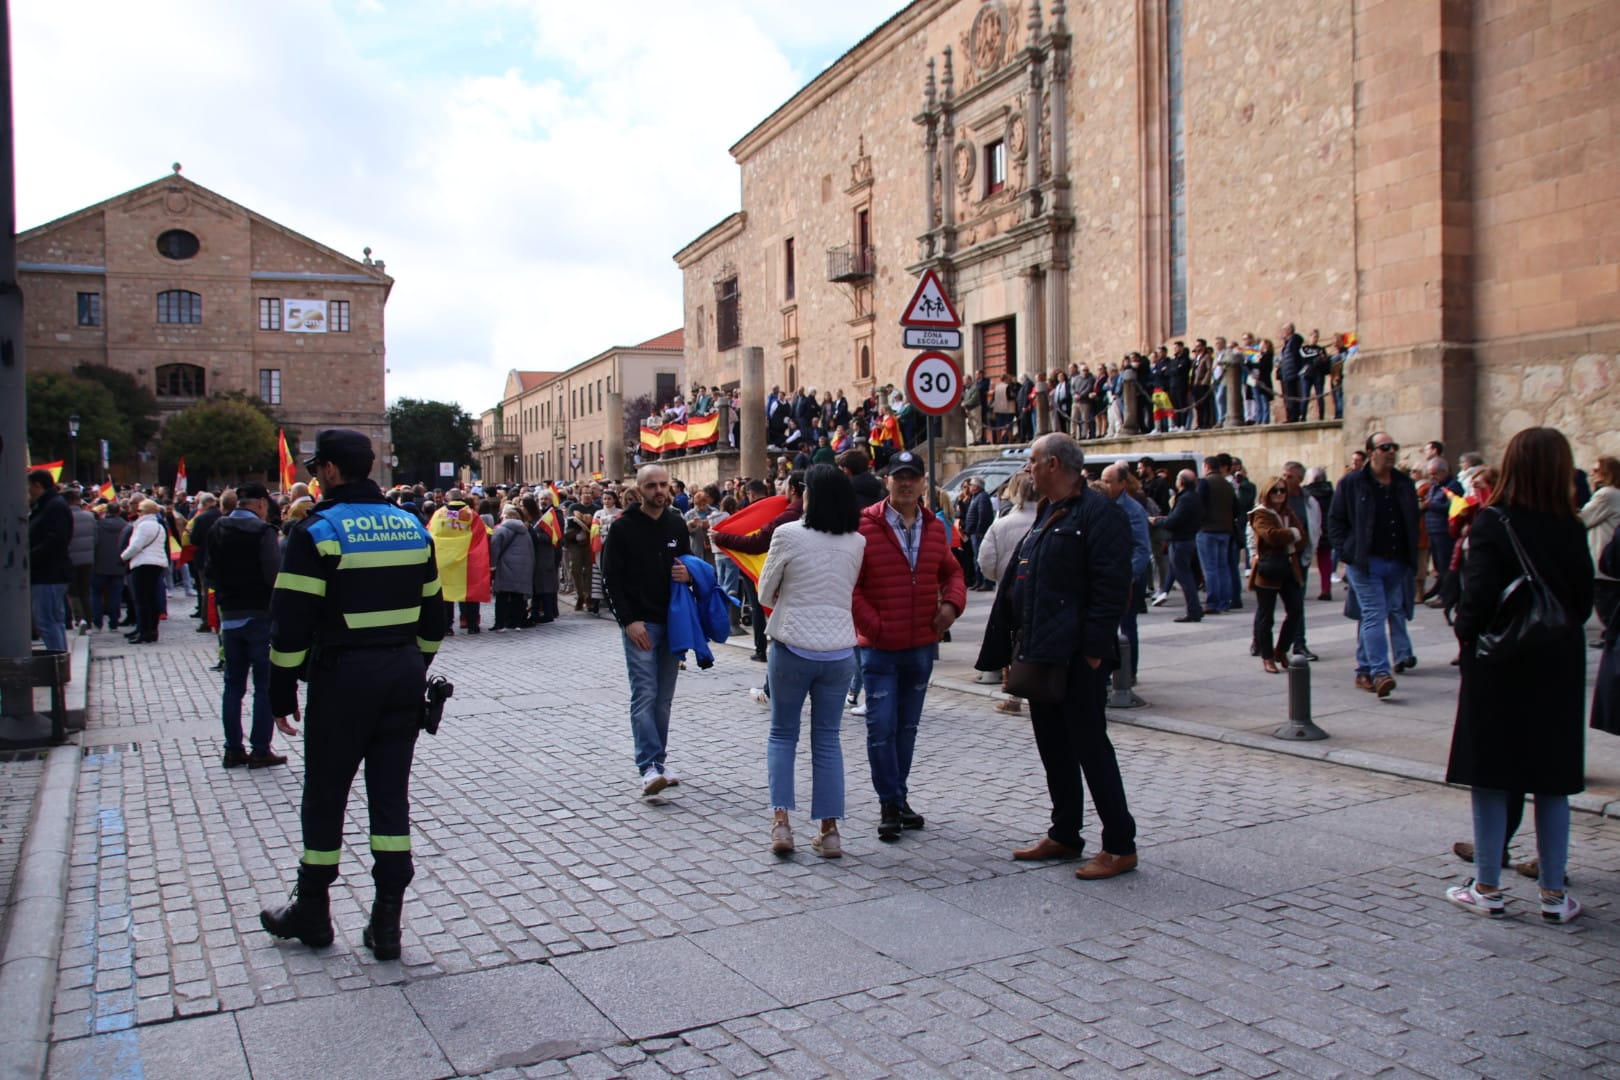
[18,169,395,483]
[676,0,1617,468]
[477,330,684,486]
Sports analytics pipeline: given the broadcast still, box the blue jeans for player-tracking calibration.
[1227,534,1245,608]
[31,583,68,652]
[222,617,273,754]
[767,645,853,820]
[1170,542,1204,619]
[622,622,681,774]
[862,645,935,805]
[1347,557,1413,677]
[716,555,740,603]
[1470,787,1568,892]
[1118,579,1143,677]
[1194,533,1230,612]
[1255,391,1272,425]
[847,646,865,700]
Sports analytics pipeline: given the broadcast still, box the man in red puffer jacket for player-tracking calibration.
[851,451,967,843]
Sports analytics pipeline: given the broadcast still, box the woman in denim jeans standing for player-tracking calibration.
[757,465,866,858]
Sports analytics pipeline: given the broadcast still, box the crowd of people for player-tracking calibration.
[25,417,1616,952]
[963,324,1352,444]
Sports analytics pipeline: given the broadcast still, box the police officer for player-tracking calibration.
[260,430,444,960]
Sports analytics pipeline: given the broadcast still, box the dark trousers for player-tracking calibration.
[1169,540,1203,619]
[131,565,165,640]
[493,591,525,629]
[1253,576,1304,658]
[1119,578,1143,679]
[1028,663,1136,856]
[742,577,767,657]
[91,573,125,629]
[222,617,273,754]
[68,564,92,625]
[529,591,559,623]
[299,645,423,893]
[445,600,481,632]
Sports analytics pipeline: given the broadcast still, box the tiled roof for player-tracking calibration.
[633,328,684,351]
[516,371,560,391]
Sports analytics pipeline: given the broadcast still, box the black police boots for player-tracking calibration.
[259,865,335,948]
[363,889,406,961]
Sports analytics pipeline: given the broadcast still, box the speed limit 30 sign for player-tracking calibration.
[905,350,963,416]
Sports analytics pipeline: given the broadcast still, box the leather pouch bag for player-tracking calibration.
[1005,658,1069,703]
[1474,510,1568,665]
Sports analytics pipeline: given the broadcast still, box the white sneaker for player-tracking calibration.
[749,688,769,705]
[662,767,682,788]
[1150,592,1169,607]
[1330,573,1344,584]
[846,690,859,706]
[1541,890,1581,924]
[850,703,868,716]
[641,768,668,797]
[1445,879,1505,917]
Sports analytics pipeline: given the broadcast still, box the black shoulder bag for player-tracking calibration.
[1473,509,1568,665]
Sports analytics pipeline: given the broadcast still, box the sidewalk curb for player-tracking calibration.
[930,670,1620,820]
[0,745,82,1080]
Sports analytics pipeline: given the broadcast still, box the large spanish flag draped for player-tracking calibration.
[713,495,789,598]
[640,423,664,455]
[428,504,492,603]
[685,412,720,448]
[278,429,296,491]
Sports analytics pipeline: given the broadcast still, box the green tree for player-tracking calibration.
[160,396,279,484]
[213,389,299,455]
[623,393,656,472]
[71,364,161,463]
[25,371,131,481]
[387,398,479,485]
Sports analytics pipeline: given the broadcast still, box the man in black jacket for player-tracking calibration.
[1153,470,1203,622]
[208,482,285,768]
[188,492,222,628]
[978,434,1138,880]
[603,464,693,796]
[963,479,995,590]
[1327,432,1422,698]
[28,470,74,653]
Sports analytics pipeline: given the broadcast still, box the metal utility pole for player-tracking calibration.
[0,0,55,741]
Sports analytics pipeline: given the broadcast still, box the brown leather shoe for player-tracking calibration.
[1355,673,1376,692]
[1012,837,1083,861]
[1374,673,1396,698]
[1075,851,1138,880]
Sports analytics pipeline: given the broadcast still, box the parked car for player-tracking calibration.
[942,448,1031,502]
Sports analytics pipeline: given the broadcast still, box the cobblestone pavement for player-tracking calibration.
[43,596,1620,1078]
[0,754,45,922]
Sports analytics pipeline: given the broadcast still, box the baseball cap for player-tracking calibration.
[884,451,925,477]
[304,429,375,475]
[235,481,270,501]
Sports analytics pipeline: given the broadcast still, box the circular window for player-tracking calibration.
[156,230,200,260]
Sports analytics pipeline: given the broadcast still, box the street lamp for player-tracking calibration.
[67,414,81,484]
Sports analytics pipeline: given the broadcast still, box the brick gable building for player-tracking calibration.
[18,168,393,483]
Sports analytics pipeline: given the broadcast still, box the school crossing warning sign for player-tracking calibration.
[899,269,961,328]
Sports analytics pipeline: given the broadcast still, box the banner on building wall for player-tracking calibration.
[284,298,328,333]
[639,414,719,454]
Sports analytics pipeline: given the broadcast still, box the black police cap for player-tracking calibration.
[304,429,375,474]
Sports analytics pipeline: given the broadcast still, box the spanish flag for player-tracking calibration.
[428,503,492,603]
[686,412,720,448]
[539,506,563,547]
[278,429,296,492]
[640,423,663,455]
[546,482,563,506]
[663,422,688,451]
[98,479,116,502]
[713,495,789,600]
[590,520,604,557]
[27,460,64,482]
[1447,489,1474,521]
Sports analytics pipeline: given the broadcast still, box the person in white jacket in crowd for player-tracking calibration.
[757,464,867,859]
[976,473,1038,588]
[120,500,170,644]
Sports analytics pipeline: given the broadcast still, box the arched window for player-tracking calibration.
[859,345,871,380]
[155,363,206,398]
[157,290,202,324]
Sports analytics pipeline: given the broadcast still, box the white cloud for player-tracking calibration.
[12,0,891,413]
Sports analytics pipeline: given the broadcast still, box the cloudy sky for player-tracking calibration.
[12,0,889,413]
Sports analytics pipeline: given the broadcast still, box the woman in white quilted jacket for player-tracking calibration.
[756,465,867,858]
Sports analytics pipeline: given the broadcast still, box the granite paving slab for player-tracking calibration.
[235,986,451,1080]
[46,1013,249,1080]
[551,935,778,1040]
[811,892,1037,974]
[690,913,913,1006]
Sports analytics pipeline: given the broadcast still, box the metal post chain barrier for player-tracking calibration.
[1045,365,1346,440]
[1107,635,1146,709]
[1274,660,1328,741]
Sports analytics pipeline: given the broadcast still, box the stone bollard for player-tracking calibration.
[1274,661,1328,740]
[1106,636,1145,709]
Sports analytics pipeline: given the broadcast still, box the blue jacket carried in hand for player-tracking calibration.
[666,555,733,669]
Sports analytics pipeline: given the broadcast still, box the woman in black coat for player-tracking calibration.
[1444,427,1593,924]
